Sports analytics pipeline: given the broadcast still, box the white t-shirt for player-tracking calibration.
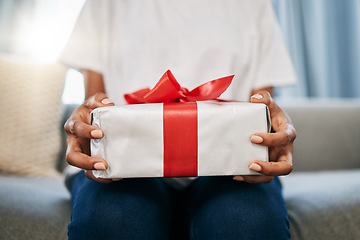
[60,0,296,189]
[60,0,296,104]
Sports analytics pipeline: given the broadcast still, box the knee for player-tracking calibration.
[191,198,290,240]
[68,179,172,239]
[69,193,171,239]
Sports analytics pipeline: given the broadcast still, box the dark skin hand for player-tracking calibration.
[64,70,121,183]
[233,90,296,183]
[64,92,118,183]
[64,71,295,183]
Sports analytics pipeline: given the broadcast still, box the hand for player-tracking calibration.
[233,90,296,183]
[64,92,119,183]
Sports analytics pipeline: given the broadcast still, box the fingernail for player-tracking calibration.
[251,94,263,100]
[249,163,262,172]
[94,162,106,170]
[233,176,244,181]
[102,98,113,105]
[250,135,264,143]
[91,129,103,138]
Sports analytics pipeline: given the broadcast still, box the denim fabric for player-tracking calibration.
[68,172,290,240]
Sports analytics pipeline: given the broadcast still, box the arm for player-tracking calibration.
[83,70,106,99]
[234,88,296,183]
[64,70,118,183]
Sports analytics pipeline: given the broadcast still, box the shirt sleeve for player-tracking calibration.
[58,0,103,73]
[253,0,297,89]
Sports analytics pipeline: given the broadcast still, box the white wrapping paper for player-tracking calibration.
[91,101,270,178]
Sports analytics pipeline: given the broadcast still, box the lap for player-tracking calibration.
[68,172,173,240]
[68,173,289,240]
[185,176,290,240]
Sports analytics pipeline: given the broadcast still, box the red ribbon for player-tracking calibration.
[124,70,234,104]
[163,102,198,177]
[124,70,234,177]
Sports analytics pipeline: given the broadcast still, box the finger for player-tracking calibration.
[66,138,108,170]
[251,91,296,133]
[84,170,115,183]
[250,130,295,147]
[233,175,245,181]
[277,151,294,166]
[250,90,279,116]
[112,178,123,181]
[65,118,104,139]
[269,145,294,163]
[84,92,115,110]
[240,175,274,183]
[248,160,293,176]
[66,151,108,170]
[233,175,274,183]
[250,90,277,111]
[84,170,123,183]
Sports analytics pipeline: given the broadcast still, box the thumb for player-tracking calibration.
[85,92,115,110]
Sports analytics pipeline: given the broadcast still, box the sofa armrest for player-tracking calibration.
[280,99,360,172]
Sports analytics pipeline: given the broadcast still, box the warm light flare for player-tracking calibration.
[14,0,85,62]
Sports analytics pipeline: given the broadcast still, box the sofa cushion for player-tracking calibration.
[0,175,71,240]
[282,100,360,171]
[282,170,360,240]
[0,55,66,177]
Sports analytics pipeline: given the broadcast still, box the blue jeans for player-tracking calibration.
[68,172,290,240]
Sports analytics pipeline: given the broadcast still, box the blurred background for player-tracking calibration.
[0,0,359,102]
[0,0,86,104]
[273,0,360,99]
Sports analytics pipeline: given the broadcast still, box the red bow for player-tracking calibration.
[124,70,234,104]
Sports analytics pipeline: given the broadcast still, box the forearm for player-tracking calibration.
[81,70,106,100]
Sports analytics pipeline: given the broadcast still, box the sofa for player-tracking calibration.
[0,59,359,239]
[280,99,360,239]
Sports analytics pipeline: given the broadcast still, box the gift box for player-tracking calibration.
[91,70,270,178]
[91,102,270,178]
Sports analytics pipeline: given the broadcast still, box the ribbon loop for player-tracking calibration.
[124,70,234,104]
